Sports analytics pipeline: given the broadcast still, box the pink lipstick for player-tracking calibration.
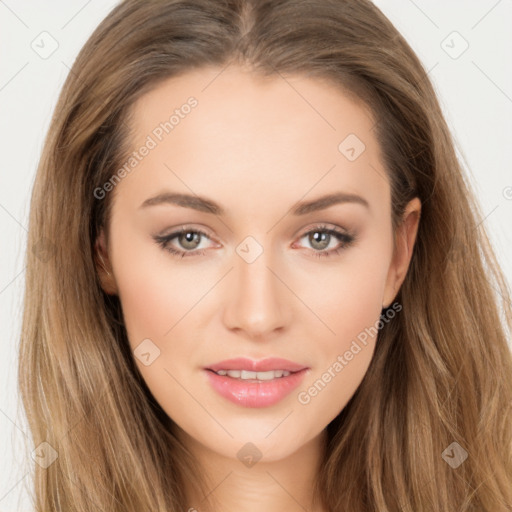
[204,357,309,408]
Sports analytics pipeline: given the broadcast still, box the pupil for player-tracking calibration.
[180,231,200,249]
[311,231,329,250]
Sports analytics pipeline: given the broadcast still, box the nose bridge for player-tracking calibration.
[221,235,290,337]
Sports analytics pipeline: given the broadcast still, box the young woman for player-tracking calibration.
[19,0,512,511]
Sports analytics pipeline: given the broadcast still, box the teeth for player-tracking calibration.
[214,369,292,380]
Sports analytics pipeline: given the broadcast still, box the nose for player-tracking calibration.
[221,243,291,339]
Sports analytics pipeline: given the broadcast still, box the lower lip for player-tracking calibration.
[204,368,308,408]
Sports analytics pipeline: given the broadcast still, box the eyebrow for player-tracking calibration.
[139,191,370,215]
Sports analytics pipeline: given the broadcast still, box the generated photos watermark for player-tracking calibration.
[297,301,402,405]
[93,96,198,200]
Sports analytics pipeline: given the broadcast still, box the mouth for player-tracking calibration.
[203,365,309,408]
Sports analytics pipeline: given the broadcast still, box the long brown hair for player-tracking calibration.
[19,0,512,510]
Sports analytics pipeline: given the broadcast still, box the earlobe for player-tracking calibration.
[94,229,118,295]
[382,197,421,308]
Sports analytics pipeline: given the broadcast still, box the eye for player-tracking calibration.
[153,224,356,259]
[153,227,216,258]
[294,224,356,258]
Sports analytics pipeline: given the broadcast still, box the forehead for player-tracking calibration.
[117,65,389,218]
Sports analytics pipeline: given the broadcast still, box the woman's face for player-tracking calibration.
[97,66,420,462]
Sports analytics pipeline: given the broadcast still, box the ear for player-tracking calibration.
[382,197,421,309]
[94,228,118,295]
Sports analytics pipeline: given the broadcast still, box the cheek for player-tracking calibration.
[296,249,389,351]
[111,224,214,344]
[111,243,210,417]
[293,249,390,421]
[110,225,229,401]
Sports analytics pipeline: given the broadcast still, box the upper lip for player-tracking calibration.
[206,357,308,373]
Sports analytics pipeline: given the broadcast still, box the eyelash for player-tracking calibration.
[153,224,356,259]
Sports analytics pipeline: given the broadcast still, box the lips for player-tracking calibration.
[203,357,310,408]
[205,357,307,373]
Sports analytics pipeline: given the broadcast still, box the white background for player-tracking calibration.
[1,1,511,510]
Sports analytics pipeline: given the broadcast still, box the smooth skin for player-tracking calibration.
[96,65,421,512]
